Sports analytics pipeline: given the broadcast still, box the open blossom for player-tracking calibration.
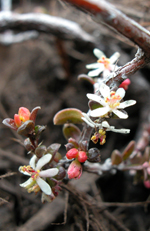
[2,106,41,130]
[86,48,120,78]
[82,112,130,134]
[19,154,59,195]
[87,83,136,119]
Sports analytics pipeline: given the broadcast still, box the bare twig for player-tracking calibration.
[0,12,96,44]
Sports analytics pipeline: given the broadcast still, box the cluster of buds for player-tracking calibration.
[65,138,100,179]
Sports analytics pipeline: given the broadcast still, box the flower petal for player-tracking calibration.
[109,52,120,64]
[35,154,52,171]
[117,100,136,109]
[93,48,105,59]
[39,168,59,178]
[89,106,110,117]
[86,63,101,69]
[86,93,106,106]
[101,121,110,128]
[36,177,52,195]
[115,88,125,99]
[20,177,34,188]
[113,109,128,119]
[29,155,37,169]
[100,83,110,98]
[88,67,104,77]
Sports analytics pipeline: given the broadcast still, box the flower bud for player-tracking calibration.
[65,143,75,152]
[77,151,87,163]
[67,159,82,179]
[87,148,101,162]
[54,166,66,180]
[66,148,79,159]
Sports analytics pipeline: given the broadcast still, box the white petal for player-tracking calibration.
[100,83,110,98]
[113,109,128,119]
[115,88,125,99]
[36,177,52,195]
[102,121,110,128]
[103,69,111,78]
[86,63,101,69]
[35,154,52,171]
[110,128,130,133]
[89,106,110,117]
[39,168,59,178]
[117,100,136,109]
[19,166,31,176]
[20,177,33,188]
[88,67,104,77]
[93,48,105,59]
[81,115,95,128]
[29,155,37,169]
[86,93,106,106]
[109,52,120,64]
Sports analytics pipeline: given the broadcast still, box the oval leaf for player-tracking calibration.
[122,141,135,161]
[111,150,122,165]
[53,108,83,125]
[63,123,81,141]
[30,106,41,123]
[2,118,17,130]
[78,74,95,85]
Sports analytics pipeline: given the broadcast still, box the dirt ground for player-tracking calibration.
[0,0,150,230]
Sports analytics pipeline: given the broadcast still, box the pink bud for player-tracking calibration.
[77,151,87,163]
[144,180,150,188]
[67,159,82,179]
[119,79,131,90]
[66,148,79,159]
[14,114,22,127]
[18,107,30,121]
[14,107,31,128]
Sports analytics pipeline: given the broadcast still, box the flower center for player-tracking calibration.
[105,91,121,109]
[20,165,40,180]
[98,56,110,69]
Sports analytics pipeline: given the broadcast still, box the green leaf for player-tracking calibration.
[78,74,95,85]
[88,100,102,111]
[111,150,122,165]
[63,123,81,141]
[53,108,83,125]
[122,141,135,161]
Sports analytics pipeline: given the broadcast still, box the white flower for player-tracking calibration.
[82,112,130,134]
[86,48,120,78]
[19,154,59,195]
[87,83,136,119]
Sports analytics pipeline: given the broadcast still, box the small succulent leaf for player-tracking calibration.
[88,100,102,111]
[68,137,79,149]
[143,147,150,163]
[2,118,17,130]
[17,120,35,136]
[53,108,83,125]
[78,74,95,85]
[63,123,81,141]
[30,106,41,123]
[122,141,135,161]
[47,143,61,155]
[111,150,122,165]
